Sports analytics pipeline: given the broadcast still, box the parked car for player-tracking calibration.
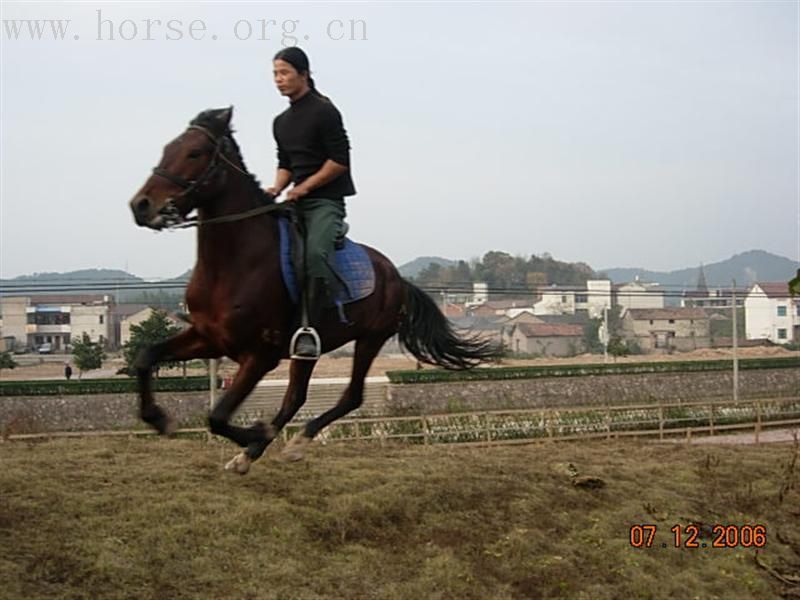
[37,343,53,354]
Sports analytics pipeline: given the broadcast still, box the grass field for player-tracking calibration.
[1,436,798,599]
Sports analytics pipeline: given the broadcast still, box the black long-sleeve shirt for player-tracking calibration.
[272,91,356,198]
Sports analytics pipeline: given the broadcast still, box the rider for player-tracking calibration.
[265,47,356,359]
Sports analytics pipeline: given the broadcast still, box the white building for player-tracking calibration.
[614,279,665,312]
[0,295,113,352]
[745,282,799,344]
[533,286,576,316]
[533,280,612,318]
[583,280,612,319]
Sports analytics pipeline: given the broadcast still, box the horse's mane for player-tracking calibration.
[191,109,274,205]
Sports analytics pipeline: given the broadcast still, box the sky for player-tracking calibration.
[1,1,798,279]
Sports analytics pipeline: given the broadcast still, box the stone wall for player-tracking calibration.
[2,368,797,434]
[0,392,209,435]
[385,368,800,415]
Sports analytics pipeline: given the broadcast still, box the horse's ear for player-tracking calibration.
[217,106,233,128]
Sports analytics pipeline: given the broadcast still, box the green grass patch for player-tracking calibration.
[386,356,800,384]
[0,376,218,397]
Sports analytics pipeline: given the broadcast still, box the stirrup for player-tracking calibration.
[290,327,321,360]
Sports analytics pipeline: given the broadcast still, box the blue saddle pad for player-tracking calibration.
[278,217,375,308]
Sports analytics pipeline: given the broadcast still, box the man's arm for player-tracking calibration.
[266,168,292,196]
[292,160,348,195]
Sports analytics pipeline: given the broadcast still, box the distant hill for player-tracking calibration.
[600,250,798,288]
[4,269,142,284]
[0,268,181,303]
[398,256,457,278]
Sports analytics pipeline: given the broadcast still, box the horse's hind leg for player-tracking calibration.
[282,334,389,461]
[244,358,316,462]
[137,327,216,435]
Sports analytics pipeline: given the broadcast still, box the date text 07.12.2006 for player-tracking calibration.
[629,524,767,549]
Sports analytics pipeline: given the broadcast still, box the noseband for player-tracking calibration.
[152,125,226,203]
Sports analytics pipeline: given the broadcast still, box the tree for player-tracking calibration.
[0,351,18,377]
[583,318,604,354]
[122,309,183,377]
[71,333,106,378]
[607,336,629,361]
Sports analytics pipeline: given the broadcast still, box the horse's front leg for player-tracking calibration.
[208,352,280,475]
[136,327,218,435]
[242,358,317,463]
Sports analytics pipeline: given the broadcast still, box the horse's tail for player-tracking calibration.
[398,280,500,370]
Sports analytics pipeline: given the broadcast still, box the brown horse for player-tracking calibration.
[128,107,496,474]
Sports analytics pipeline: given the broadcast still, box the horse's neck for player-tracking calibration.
[195,175,278,276]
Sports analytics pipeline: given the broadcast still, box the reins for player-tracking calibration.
[168,201,288,229]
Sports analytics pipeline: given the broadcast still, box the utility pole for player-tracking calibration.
[599,306,610,363]
[732,279,738,403]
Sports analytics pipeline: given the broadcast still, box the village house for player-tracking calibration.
[531,280,612,319]
[680,265,746,309]
[744,282,799,344]
[0,294,113,353]
[614,279,665,312]
[505,322,585,357]
[621,307,710,352]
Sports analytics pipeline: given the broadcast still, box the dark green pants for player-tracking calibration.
[297,197,347,293]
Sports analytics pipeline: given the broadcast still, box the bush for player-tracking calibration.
[386,356,799,384]
[0,376,218,397]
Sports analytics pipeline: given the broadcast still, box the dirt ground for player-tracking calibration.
[2,346,797,381]
[1,437,798,599]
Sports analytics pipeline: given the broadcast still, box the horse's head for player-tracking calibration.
[129,107,234,229]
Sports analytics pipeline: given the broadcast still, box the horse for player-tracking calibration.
[128,106,497,474]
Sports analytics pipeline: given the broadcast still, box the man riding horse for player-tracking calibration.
[266,47,354,360]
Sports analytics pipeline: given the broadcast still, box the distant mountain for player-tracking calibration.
[165,269,193,283]
[0,268,181,303]
[600,250,798,288]
[4,268,142,284]
[398,256,457,278]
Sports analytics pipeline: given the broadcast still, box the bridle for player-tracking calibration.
[150,125,282,229]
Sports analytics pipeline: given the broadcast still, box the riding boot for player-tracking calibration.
[290,277,327,360]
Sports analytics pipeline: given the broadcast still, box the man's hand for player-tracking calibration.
[285,185,310,202]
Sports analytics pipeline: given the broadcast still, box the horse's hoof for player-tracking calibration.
[281,432,312,462]
[224,452,251,475]
[162,416,177,437]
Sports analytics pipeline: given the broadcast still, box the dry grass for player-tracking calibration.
[1,437,799,599]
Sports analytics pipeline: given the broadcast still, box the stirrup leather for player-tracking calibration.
[290,327,321,360]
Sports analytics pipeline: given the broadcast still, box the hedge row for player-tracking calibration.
[0,376,218,397]
[386,356,800,384]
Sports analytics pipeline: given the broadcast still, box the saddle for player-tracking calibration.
[277,207,375,322]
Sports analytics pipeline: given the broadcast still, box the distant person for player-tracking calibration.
[266,46,356,360]
[64,363,73,381]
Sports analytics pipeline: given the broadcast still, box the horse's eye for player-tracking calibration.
[188,150,204,159]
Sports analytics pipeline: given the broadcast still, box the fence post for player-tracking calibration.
[546,409,554,440]
[422,416,429,445]
[709,400,715,436]
[207,358,218,443]
[658,401,664,441]
[605,402,612,440]
[755,398,762,445]
[484,413,491,445]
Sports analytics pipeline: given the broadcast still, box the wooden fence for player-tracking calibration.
[7,396,799,447]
